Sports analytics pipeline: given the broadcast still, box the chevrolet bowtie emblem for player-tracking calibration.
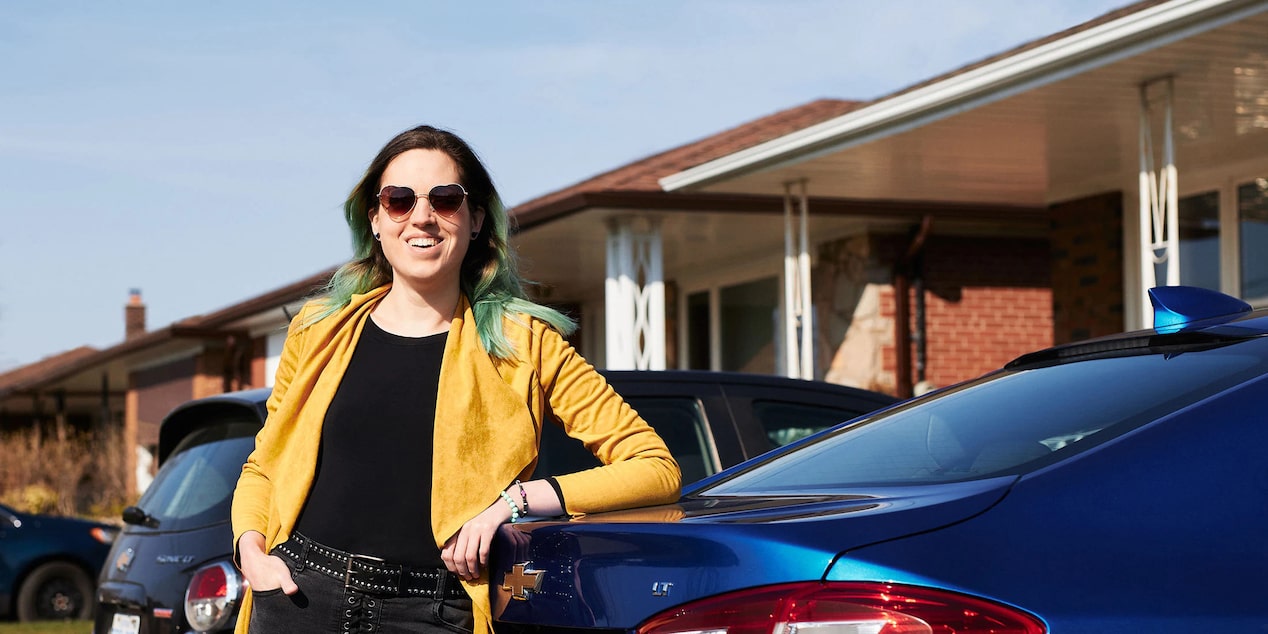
[503,563,543,601]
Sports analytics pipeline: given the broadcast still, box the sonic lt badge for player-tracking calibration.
[503,563,543,601]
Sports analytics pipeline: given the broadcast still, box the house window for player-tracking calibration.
[719,277,779,374]
[1162,176,1268,306]
[1240,179,1268,301]
[1175,191,1220,291]
[684,275,780,374]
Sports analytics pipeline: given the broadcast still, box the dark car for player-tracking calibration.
[488,286,1268,633]
[1,503,117,621]
[94,370,894,634]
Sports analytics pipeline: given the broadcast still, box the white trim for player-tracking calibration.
[797,183,813,380]
[660,0,1268,192]
[782,186,798,377]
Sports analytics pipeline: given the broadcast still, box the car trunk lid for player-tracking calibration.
[491,476,1014,629]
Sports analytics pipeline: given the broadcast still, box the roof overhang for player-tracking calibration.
[660,0,1268,196]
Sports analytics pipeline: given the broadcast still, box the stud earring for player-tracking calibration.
[373,232,380,241]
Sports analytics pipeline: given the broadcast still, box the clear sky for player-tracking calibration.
[0,0,1131,371]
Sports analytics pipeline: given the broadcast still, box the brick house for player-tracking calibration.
[0,275,330,497]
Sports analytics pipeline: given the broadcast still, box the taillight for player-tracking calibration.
[184,561,242,633]
[636,582,1046,634]
[90,526,118,544]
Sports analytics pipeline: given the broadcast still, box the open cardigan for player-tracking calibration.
[230,285,681,633]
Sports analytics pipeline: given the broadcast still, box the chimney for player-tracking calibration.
[126,289,146,340]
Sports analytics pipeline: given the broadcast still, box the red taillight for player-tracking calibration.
[636,582,1046,634]
[184,561,241,632]
[190,565,227,599]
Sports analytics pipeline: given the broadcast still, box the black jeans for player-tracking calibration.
[248,536,474,634]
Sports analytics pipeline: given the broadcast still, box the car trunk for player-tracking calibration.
[491,476,1016,630]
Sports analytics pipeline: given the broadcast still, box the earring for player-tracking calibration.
[373,232,381,241]
[471,231,479,240]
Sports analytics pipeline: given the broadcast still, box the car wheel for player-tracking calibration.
[16,561,93,621]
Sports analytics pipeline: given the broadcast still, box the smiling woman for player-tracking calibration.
[228,125,681,634]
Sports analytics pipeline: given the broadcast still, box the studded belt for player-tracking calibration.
[273,532,467,599]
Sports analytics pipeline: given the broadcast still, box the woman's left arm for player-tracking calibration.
[534,324,682,515]
[441,320,680,581]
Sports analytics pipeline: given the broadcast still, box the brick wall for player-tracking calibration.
[132,357,196,448]
[880,235,1053,391]
[1050,191,1123,343]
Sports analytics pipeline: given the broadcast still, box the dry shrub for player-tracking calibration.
[0,426,128,519]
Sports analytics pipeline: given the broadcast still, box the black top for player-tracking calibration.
[295,317,446,567]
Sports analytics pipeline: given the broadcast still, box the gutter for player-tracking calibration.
[659,0,1267,192]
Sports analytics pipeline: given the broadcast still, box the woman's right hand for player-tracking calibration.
[237,531,298,595]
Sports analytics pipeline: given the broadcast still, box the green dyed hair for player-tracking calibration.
[311,125,575,358]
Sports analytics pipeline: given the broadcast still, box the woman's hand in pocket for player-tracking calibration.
[238,531,299,595]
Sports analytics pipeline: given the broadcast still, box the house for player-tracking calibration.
[512,0,1268,396]
[0,276,330,497]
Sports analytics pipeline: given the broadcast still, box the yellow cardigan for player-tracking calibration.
[230,285,681,633]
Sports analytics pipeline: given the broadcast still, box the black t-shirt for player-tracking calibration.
[294,316,446,567]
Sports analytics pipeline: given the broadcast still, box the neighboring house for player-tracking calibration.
[0,276,331,497]
[5,0,1265,500]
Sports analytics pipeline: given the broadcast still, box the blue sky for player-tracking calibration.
[0,1,1130,371]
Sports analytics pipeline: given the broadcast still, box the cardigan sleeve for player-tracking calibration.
[230,304,309,563]
[533,322,681,514]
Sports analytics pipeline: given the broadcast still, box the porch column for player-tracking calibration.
[782,181,814,379]
[604,216,666,370]
[1137,76,1180,326]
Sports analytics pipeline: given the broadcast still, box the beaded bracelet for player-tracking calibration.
[514,479,530,515]
[498,490,521,523]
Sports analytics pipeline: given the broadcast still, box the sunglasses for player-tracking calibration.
[377,184,468,220]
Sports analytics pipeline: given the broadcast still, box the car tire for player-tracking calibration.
[16,561,94,621]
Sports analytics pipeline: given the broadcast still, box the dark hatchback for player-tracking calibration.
[94,370,894,634]
[1,503,117,622]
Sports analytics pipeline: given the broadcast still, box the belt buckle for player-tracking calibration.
[344,553,402,595]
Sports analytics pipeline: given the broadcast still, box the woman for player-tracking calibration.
[231,125,681,634]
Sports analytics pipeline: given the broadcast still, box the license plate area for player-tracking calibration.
[110,613,141,634]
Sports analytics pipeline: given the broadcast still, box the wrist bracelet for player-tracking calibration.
[514,479,530,515]
[498,490,521,523]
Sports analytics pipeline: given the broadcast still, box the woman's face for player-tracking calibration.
[370,149,484,295]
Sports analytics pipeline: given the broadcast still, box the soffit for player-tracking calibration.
[678,6,1268,204]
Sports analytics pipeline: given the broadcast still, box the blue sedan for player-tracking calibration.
[1,503,117,621]
[491,286,1268,633]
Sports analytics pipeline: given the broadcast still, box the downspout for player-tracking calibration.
[893,216,933,399]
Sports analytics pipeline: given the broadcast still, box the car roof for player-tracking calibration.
[1008,299,1268,370]
[155,371,894,460]
[156,387,271,462]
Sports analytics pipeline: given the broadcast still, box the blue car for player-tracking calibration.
[1,503,117,621]
[491,286,1268,633]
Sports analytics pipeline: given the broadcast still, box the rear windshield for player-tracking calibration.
[702,337,1268,494]
[136,418,258,531]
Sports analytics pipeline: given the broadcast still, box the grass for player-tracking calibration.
[0,621,91,634]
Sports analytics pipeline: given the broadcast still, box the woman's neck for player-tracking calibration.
[371,284,459,337]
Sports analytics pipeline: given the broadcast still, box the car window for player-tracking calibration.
[703,342,1268,494]
[533,396,718,485]
[752,400,858,447]
[136,420,258,530]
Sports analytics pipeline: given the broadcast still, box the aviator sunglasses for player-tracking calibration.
[377,184,468,220]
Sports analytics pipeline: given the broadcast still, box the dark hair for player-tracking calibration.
[314,125,573,356]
